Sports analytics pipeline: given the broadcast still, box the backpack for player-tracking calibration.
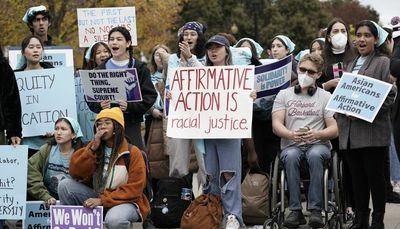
[150,177,192,228]
[241,167,270,225]
[180,193,223,229]
[122,144,153,202]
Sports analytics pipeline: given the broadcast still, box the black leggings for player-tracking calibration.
[344,147,387,213]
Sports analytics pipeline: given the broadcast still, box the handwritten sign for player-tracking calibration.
[8,46,74,70]
[15,67,77,137]
[23,201,61,229]
[254,55,292,112]
[51,205,103,229]
[167,65,255,138]
[326,72,392,123]
[79,69,142,102]
[0,145,28,220]
[75,77,96,143]
[77,7,137,47]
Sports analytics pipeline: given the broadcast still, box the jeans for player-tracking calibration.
[280,144,331,210]
[203,139,243,225]
[390,134,400,182]
[58,178,140,229]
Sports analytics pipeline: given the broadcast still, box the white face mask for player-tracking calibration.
[331,33,347,53]
[298,73,314,88]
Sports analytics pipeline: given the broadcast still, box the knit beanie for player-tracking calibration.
[95,107,124,128]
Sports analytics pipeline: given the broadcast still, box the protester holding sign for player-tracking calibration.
[166,21,207,187]
[0,42,22,146]
[272,53,338,228]
[337,20,397,229]
[271,35,298,84]
[58,108,150,229]
[87,26,156,150]
[27,117,83,205]
[200,35,250,229]
[15,35,54,156]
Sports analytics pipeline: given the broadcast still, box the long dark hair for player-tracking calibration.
[85,42,111,70]
[48,118,84,150]
[93,120,125,190]
[323,18,355,75]
[236,39,262,66]
[108,26,134,68]
[355,20,391,57]
[176,32,206,59]
[0,42,7,64]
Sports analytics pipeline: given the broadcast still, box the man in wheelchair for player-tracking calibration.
[272,53,338,228]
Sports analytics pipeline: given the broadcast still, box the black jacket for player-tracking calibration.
[87,59,157,124]
[0,58,22,139]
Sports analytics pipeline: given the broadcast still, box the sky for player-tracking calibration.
[358,0,399,26]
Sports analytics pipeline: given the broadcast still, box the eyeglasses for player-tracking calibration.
[298,67,318,75]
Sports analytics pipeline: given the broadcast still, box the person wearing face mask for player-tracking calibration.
[272,53,338,228]
[319,18,356,93]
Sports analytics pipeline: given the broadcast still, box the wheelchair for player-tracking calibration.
[263,149,345,229]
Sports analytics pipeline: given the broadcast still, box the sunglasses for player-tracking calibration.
[298,67,318,75]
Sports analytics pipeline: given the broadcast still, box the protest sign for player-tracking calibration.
[75,77,96,143]
[77,7,137,47]
[51,205,103,229]
[0,145,28,220]
[79,69,142,102]
[8,46,74,70]
[254,55,292,114]
[167,65,255,138]
[23,201,61,229]
[15,67,77,137]
[326,72,392,123]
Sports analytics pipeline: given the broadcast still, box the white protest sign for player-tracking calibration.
[15,67,77,137]
[167,65,254,138]
[0,145,28,220]
[79,69,142,102]
[326,72,393,123]
[77,7,137,47]
[8,46,74,70]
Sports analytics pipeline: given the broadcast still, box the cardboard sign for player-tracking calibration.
[51,205,103,229]
[167,65,255,138]
[15,67,77,137]
[77,7,137,47]
[326,72,392,123]
[79,69,142,102]
[0,145,28,220]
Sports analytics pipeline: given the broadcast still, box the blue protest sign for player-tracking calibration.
[326,72,392,123]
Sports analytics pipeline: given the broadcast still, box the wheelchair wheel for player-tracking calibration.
[263,219,279,229]
[271,154,280,210]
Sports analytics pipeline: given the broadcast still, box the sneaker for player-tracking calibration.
[393,182,400,193]
[309,210,325,228]
[283,210,307,228]
[225,214,240,229]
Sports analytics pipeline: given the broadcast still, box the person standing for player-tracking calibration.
[338,20,396,229]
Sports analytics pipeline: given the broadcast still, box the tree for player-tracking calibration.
[0,0,183,68]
